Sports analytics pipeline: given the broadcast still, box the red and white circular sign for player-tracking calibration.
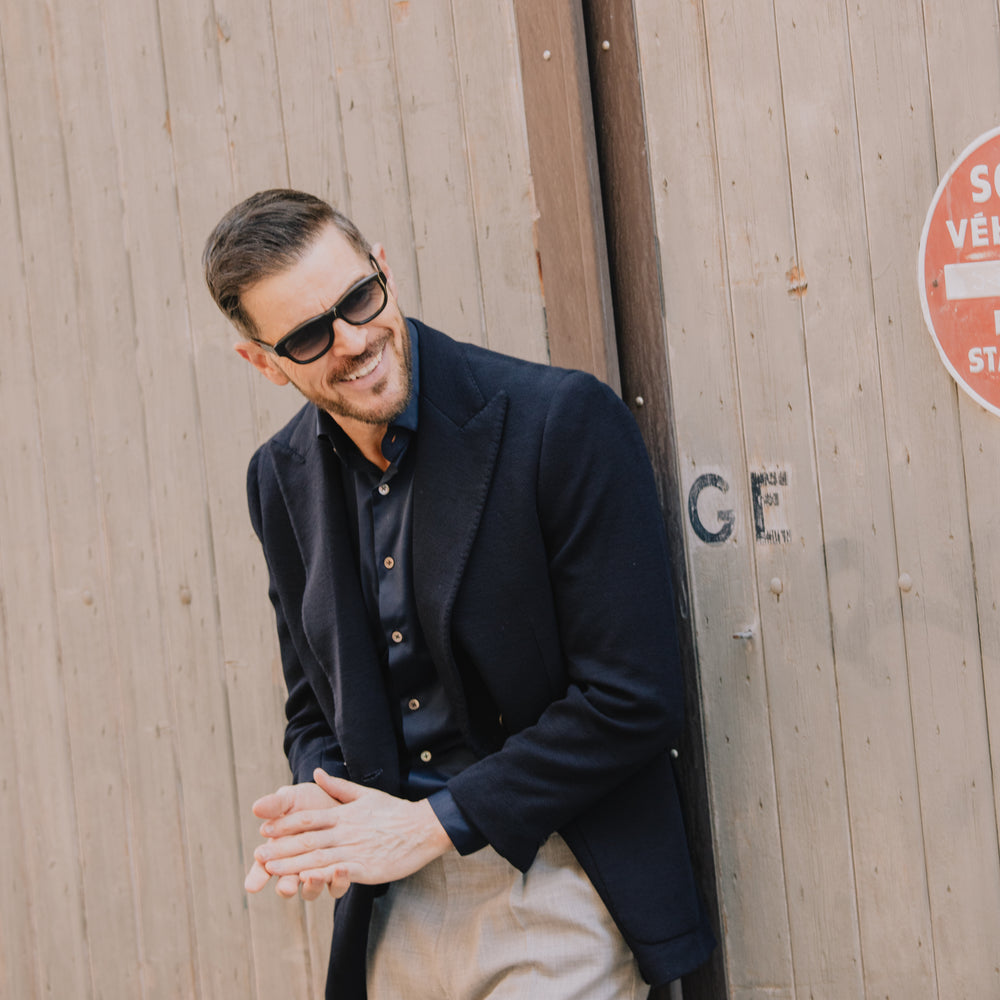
[919,124,1000,417]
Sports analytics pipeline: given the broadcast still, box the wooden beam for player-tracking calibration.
[512,0,619,389]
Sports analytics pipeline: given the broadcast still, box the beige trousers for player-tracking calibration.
[366,833,649,999]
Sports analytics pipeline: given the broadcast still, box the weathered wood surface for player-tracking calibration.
[3,0,1000,997]
[0,2,547,997]
[631,0,1000,996]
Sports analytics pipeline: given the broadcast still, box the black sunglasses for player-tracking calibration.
[254,255,389,364]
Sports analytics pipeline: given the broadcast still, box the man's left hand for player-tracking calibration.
[251,768,454,898]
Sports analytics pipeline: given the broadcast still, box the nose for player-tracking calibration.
[330,319,368,357]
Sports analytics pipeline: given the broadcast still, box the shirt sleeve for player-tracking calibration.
[427,787,488,855]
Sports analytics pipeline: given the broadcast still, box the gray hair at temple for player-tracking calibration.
[203,189,371,339]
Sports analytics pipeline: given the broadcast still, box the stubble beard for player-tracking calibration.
[293,326,414,426]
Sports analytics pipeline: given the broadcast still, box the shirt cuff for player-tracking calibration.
[427,788,488,855]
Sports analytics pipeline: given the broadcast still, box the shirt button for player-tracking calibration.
[391,630,404,644]
[419,750,432,763]
[383,556,395,570]
[378,483,390,496]
[408,698,420,711]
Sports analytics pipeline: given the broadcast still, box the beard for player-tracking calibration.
[288,324,414,427]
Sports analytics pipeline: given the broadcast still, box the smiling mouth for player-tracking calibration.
[341,345,385,382]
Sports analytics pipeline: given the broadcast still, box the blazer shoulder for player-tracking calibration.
[246,402,314,524]
[250,401,315,470]
[414,319,588,411]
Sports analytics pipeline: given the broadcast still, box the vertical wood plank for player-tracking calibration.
[0,41,72,995]
[511,0,619,386]
[0,0,145,993]
[326,0,423,317]
[0,595,36,999]
[389,0,486,343]
[451,0,548,361]
[913,1,1000,993]
[848,1,1000,995]
[101,0,265,995]
[156,1,317,996]
[213,0,303,441]
[579,4,725,995]
[272,1,349,208]
[694,2,862,996]
[769,0,907,995]
[213,0,288,197]
[43,0,202,991]
[630,0,792,995]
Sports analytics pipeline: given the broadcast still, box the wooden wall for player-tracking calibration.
[4,0,1000,998]
[0,2,547,997]
[627,0,1000,996]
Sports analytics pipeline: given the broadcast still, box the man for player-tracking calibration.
[203,189,714,999]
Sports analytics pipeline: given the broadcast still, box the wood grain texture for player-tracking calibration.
[390,0,487,343]
[630,0,1000,994]
[4,0,999,996]
[512,0,619,386]
[161,2,317,995]
[630,0,794,994]
[451,0,548,362]
[0,24,85,998]
[697,0,857,992]
[1,0,145,993]
[0,2,549,996]
[845,1,1000,995]
[104,0,261,994]
[901,1,1000,995]
[579,3,726,996]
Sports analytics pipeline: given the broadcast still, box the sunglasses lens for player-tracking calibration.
[272,268,387,363]
[338,274,387,325]
[283,319,333,363]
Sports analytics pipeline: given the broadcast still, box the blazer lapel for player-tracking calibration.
[271,417,400,791]
[411,326,508,737]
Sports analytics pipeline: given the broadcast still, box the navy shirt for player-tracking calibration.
[315,323,485,854]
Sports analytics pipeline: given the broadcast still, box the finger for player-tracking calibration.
[264,848,337,877]
[275,874,300,898]
[252,785,297,820]
[313,769,364,803]
[300,876,324,902]
[302,865,353,899]
[260,807,335,840]
[255,825,334,862]
[244,859,272,893]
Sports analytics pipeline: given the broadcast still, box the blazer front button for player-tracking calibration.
[419,750,432,763]
[391,630,404,644]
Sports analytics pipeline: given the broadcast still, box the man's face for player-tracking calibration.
[238,225,412,432]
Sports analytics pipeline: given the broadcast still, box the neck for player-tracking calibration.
[331,413,390,471]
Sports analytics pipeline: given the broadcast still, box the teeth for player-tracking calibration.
[343,346,383,381]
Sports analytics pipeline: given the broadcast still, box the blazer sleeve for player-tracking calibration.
[446,370,685,869]
[247,447,348,785]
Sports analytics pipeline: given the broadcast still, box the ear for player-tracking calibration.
[370,242,399,300]
[234,340,291,386]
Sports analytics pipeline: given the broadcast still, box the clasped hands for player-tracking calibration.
[245,767,453,901]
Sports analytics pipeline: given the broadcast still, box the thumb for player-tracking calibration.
[313,768,364,803]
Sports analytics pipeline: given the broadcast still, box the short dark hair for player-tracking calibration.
[203,189,371,338]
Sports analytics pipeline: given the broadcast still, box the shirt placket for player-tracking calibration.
[371,471,436,768]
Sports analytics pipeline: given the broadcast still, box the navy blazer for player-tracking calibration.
[247,322,715,997]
